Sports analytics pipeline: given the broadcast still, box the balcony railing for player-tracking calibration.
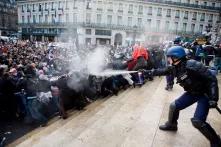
[18,22,144,32]
[107,9,113,12]
[82,23,144,31]
[175,16,180,18]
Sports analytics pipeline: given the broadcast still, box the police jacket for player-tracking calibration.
[152,59,219,101]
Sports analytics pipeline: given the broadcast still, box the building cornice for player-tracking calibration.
[17,0,221,13]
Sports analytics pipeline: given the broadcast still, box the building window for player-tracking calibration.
[52,14,56,23]
[38,4,42,11]
[86,1,91,9]
[97,14,102,24]
[107,2,113,11]
[192,12,197,20]
[45,15,48,23]
[33,15,36,23]
[65,14,69,22]
[138,5,143,14]
[86,29,91,35]
[209,14,213,22]
[195,1,199,5]
[212,3,215,7]
[97,1,102,11]
[65,1,69,9]
[117,16,122,25]
[128,17,132,26]
[51,2,54,10]
[45,3,48,10]
[137,18,142,27]
[118,3,123,12]
[22,16,25,23]
[166,9,171,17]
[165,21,170,31]
[184,11,188,19]
[157,8,162,16]
[147,19,151,28]
[175,10,180,18]
[58,1,62,9]
[39,15,42,23]
[148,6,152,15]
[28,15,30,23]
[174,22,178,32]
[32,4,35,12]
[200,13,205,21]
[199,24,203,33]
[204,2,207,6]
[73,0,77,9]
[27,4,30,12]
[73,13,77,23]
[86,13,91,24]
[58,14,62,22]
[22,5,24,12]
[182,23,187,32]
[187,0,190,4]
[191,24,195,33]
[107,15,112,25]
[156,20,161,31]
[128,4,133,13]
[95,30,111,36]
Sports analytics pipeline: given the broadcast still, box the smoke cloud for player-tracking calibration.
[56,30,111,91]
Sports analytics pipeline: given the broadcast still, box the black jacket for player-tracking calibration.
[17,74,39,97]
[152,59,219,101]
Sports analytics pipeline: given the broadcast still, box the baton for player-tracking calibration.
[216,106,221,114]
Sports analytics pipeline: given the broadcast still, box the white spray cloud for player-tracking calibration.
[56,30,111,91]
[87,46,110,75]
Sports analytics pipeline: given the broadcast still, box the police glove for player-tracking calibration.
[138,69,154,76]
[209,100,218,108]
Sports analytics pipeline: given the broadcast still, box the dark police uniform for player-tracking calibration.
[149,59,220,147]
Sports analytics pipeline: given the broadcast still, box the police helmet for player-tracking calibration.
[173,36,182,45]
[166,46,186,59]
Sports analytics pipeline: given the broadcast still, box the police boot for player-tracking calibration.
[191,118,221,147]
[159,102,179,131]
[165,85,170,91]
[165,84,173,91]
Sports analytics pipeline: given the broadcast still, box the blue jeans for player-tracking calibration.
[27,98,47,123]
[14,92,28,116]
[175,92,209,121]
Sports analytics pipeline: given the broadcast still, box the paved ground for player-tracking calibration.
[8,76,221,147]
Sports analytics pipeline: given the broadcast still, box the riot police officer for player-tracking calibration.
[145,46,221,147]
